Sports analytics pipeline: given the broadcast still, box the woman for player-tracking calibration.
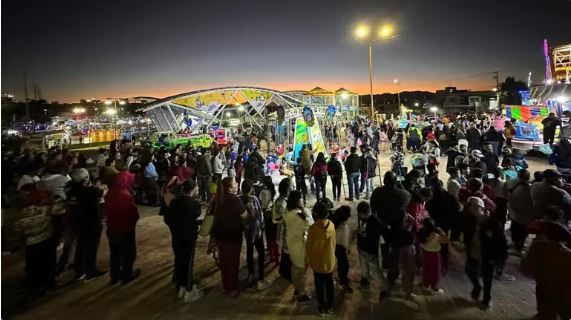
[504,121,516,148]
[427,140,441,168]
[274,178,292,280]
[311,152,328,201]
[142,152,160,206]
[165,180,204,302]
[210,177,247,297]
[327,153,343,202]
[260,176,278,264]
[283,190,314,303]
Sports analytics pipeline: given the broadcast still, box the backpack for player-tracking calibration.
[409,129,420,141]
[314,163,327,180]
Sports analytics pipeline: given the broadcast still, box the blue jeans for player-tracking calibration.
[347,172,360,200]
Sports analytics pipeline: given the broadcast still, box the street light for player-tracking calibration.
[430,106,438,117]
[393,79,401,109]
[354,22,396,119]
[414,102,419,107]
[105,108,118,139]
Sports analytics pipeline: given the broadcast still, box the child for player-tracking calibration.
[390,145,406,178]
[356,201,390,299]
[240,180,269,290]
[306,201,336,315]
[294,158,307,203]
[418,218,446,294]
[260,176,279,264]
[333,205,352,293]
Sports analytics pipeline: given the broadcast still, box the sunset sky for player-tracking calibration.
[2,0,570,102]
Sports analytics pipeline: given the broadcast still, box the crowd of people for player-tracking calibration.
[3,111,571,319]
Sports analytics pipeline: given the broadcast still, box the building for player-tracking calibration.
[432,87,497,113]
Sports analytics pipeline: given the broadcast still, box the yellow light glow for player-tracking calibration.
[105,108,117,116]
[104,100,112,105]
[118,100,126,105]
[354,24,371,40]
[341,93,349,100]
[379,24,395,39]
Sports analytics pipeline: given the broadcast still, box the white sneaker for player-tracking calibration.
[183,288,204,302]
[257,280,271,290]
[432,288,445,295]
[178,287,185,298]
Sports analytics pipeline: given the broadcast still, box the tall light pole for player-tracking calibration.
[393,78,401,110]
[354,23,396,120]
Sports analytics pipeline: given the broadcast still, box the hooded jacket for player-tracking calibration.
[284,208,314,267]
[105,171,139,234]
[306,218,336,274]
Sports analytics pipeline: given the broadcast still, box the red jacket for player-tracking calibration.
[105,173,139,234]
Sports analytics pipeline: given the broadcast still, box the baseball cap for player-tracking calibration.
[70,168,89,183]
[467,196,485,209]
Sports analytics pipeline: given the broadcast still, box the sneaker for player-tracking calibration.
[257,280,271,290]
[481,300,493,311]
[178,287,186,298]
[495,273,516,281]
[316,307,326,317]
[296,294,310,304]
[84,270,108,283]
[431,288,445,295]
[326,308,334,314]
[183,288,204,302]
[75,274,86,281]
[122,269,142,284]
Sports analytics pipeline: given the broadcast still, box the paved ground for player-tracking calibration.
[2,152,551,320]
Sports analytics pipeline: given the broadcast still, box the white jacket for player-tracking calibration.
[283,209,314,267]
[212,155,224,174]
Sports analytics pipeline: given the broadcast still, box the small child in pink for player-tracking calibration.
[419,217,446,295]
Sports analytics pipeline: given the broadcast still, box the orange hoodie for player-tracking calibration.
[306,219,336,274]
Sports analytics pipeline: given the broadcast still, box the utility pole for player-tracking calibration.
[23,72,30,119]
[493,71,500,111]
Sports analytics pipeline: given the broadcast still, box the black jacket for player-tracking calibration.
[165,195,202,241]
[327,159,343,178]
[357,214,389,255]
[370,185,412,229]
[344,154,361,173]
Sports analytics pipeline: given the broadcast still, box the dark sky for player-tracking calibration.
[2,0,570,102]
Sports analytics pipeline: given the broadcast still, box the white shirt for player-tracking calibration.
[446,177,461,200]
[17,175,40,191]
[335,221,350,249]
[283,209,314,268]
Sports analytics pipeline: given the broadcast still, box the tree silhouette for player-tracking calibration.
[500,76,528,105]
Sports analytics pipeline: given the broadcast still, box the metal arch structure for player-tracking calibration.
[141,86,304,133]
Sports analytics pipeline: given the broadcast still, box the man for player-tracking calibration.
[508,170,535,255]
[67,168,107,281]
[466,124,482,151]
[104,169,141,285]
[406,124,421,152]
[541,112,561,145]
[344,147,361,201]
[531,169,571,222]
[370,172,412,293]
[96,148,108,168]
[100,158,119,187]
[196,150,212,202]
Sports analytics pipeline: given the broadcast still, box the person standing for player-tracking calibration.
[541,112,561,145]
[306,201,336,316]
[196,150,213,202]
[504,121,516,147]
[210,177,247,297]
[283,190,314,303]
[466,124,482,151]
[67,168,107,281]
[165,180,204,302]
[462,197,507,310]
[311,152,328,201]
[369,172,412,293]
[508,170,535,255]
[333,205,352,293]
[105,169,140,285]
[344,147,361,201]
[15,186,57,293]
[260,176,278,264]
[522,222,571,320]
[327,153,343,202]
[274,178,292,280]
[142,152,160,206]
[364,149,377,199]
[240,180,270,290]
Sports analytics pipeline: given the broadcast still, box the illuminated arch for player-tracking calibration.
[141,86,303,132]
